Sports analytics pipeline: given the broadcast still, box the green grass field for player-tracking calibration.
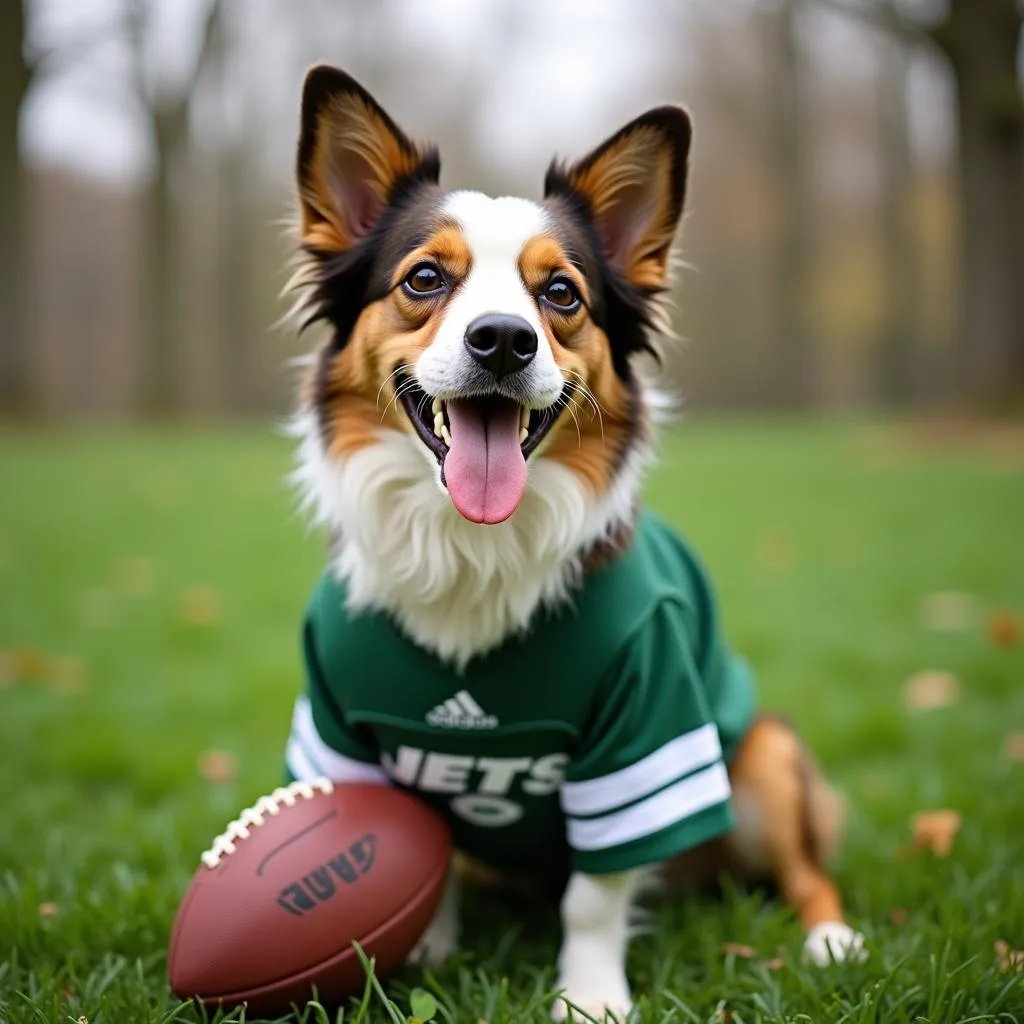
[1,420,1022,1024]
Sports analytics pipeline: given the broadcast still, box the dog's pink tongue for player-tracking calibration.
[444,398,526,524]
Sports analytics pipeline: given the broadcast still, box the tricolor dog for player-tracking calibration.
[283,66,865,1019]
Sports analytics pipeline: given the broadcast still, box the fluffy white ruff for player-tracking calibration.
[291,411,645,670]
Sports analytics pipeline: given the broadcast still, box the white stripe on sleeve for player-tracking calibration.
[290,696,389,785]
[566,761,731,851]
[561,723,722,817]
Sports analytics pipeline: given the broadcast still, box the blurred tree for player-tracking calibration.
[129,0,223,415]
[877,33,920,404]
[817,0,1024,404]
[0,1,32,413]
[764,0,815,406]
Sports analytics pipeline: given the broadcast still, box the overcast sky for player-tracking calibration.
[21,0,964,188]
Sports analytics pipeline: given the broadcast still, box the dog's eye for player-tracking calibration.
[404,263,445,296]
[543,277,581,312]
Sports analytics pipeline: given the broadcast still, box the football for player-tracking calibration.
[168,779,451,1015]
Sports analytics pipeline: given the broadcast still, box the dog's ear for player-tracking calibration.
[296,66,439,252]
[545,107,691,290]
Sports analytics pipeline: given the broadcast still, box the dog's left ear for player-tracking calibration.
[545,107,691,290]
[296,65,439,253]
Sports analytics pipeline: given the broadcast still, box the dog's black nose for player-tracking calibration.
[463,313,538,380]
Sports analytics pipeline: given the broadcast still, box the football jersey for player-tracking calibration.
[284,511,756,881]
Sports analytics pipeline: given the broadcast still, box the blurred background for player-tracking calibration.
[2,0,1021,418]
[2,5,1023,1020]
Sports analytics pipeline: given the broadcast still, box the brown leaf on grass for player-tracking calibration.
[920,592,979,633]
[910,810,961,857]
[755,531,795,573]
[903,670,960,712]
[198,749,237,784]
[1004,732,1024,763]
[178,586,221,627]
[112,556,155,597]
[763,957,785,971]
[9,647,47,682]
[38,902,59,917]
[711,1003,734,1024]
[46,656,88,695]
[987,610,1021,649]
[889,907,909,926]
[77,588,115,629]
[722,942,757,959]
[995,939,1024,973]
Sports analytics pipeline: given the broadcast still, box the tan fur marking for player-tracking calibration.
[722,718,847,932]
[565,125,678,288]
[392,224,473,290]
[300,93,424,251]
[318,293,447,459]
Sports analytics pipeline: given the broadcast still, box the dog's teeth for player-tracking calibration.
[520,406,530,429]
[519,427,528,444]
[433,411,445,437]
[440,424,452,446]
[431,397,443,416]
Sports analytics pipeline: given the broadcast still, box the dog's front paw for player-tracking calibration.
[406,917,459,968]
[803,922,867,966]
[552,970,632,1022]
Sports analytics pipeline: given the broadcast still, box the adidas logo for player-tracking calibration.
[425,690,499,729]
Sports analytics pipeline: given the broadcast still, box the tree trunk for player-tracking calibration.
[140,104,188,415]
[877,34,919,405]
[940,1,1024,404]
[766,0,814,407]
[0,1,32,414]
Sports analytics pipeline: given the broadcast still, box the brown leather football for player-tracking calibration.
[168,779,451,1015]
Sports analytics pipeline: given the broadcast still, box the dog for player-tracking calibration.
[282,65,865,1020]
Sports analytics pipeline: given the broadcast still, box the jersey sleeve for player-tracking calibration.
[561,599,736,876]
[283,585,389,786]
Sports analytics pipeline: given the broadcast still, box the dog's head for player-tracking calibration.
[292,66,690,526]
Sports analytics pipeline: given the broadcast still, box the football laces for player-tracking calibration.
[200,777,334,868]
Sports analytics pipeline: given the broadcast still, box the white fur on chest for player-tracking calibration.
[291,412,643,670]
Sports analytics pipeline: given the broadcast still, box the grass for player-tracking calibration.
[1,418,1022,1024]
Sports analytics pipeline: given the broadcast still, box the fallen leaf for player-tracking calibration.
[987,610,1021,649]
[1004,732,1024,763]
[995,939,1024,973]
[921,592,978,633]
[112,556,154,597]
[198,749,236,784]
[711,1003,734,1024]
[178,587,221,627]
[38,902,59,917]
[889,907,909,926]
[77,588,114,629]
[755,531,795,572]
[910,809,961,857]
[722,942,757,959]
[46,656,88,695]
[903,670,960,712]
[10,647,47,682]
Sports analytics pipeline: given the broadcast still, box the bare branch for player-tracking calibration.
[809,0,935,44]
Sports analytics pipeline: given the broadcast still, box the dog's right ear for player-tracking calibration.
[296,66,439,253]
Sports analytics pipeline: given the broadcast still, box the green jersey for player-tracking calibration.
[284,512,756,879]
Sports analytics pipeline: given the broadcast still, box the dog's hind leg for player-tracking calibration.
[722,716,866,965]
